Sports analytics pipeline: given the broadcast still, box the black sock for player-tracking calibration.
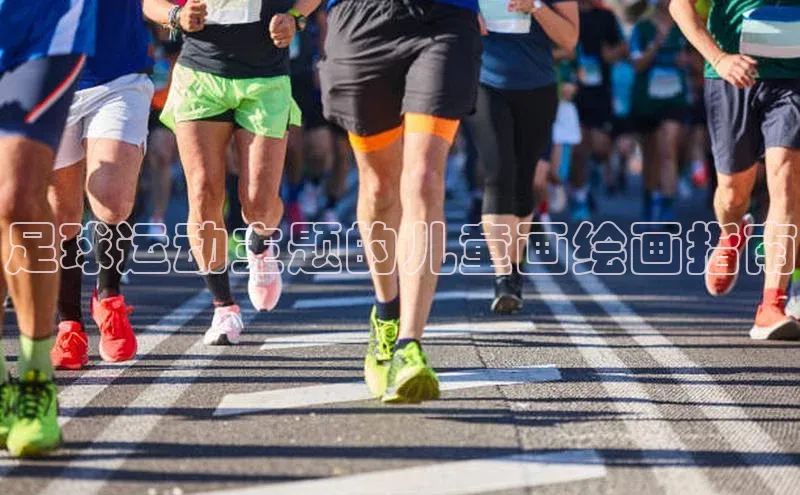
[394,338,419,351]
[204,271,234,307]
[94,222,131,300]
[247,227,274,255]
[375,296,400,321]
[59,237,83,323]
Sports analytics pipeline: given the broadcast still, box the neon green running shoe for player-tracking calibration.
[382,341,440,404]
[0,378,16,448]
[6,370,61,457]
[364,307,398,397]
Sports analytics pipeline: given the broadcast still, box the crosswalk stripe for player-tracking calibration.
[310,263,494,282]
[260,320,535,351]
[526,259,719,493]
[199,449,606,495]
[214,365,561,416]
[292,289,494,309]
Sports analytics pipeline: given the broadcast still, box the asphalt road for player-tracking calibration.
[1,175,799,495]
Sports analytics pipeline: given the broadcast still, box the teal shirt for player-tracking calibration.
[629,20,689,116]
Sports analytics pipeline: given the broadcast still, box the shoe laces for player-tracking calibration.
[99,302,134,339]
[58,329,86,351]
[215,307,243,331]
[0,380,14,412]
[375,319,398,358]
[17,374,53,420]
[398,342,426,367]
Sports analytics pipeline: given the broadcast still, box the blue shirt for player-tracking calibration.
[79,0,151,89]
[479,0,570,90]
[0,0,97,73]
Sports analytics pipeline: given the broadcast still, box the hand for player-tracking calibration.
[270,13,296,49]
[715,53,758,89]
[477,13,488,36]
[180,0,207,33]
[507,0,534,13]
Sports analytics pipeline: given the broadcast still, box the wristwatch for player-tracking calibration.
[288,8,307,32]
[531,0,544,12]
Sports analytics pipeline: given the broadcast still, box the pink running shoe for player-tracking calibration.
[203,305,244,346]
[246,225,283,311]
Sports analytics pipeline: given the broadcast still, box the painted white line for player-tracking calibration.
[564,249,800,494]
[260,320,535,351]
[214,365,561,416]
[199,449,606,495]
[311,264,493,282]
[37,295,262,495]
[526,259,718,493]
[293,289,495,309]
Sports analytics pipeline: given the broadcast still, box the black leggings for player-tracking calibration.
[469,83,558,217]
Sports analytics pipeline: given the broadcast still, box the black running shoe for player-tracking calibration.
[491,276,523,314]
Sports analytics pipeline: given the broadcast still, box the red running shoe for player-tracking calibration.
[51,321,89,370]
[91,291,137,362]
[704,214,753,297]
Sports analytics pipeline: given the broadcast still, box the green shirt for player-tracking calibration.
[705,0,800,79]
[630,20,690,116]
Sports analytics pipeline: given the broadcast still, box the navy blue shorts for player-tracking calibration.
[706,78,800,175]
[0,54,85,151]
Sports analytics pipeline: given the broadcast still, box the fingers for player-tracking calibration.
[477,13,488,36]
[269,14,294,48]
[182,0,207,32]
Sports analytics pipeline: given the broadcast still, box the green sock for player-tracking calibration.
[18,335,54,379]
[793,268,800,284]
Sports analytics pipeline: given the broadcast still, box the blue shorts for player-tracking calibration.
[706,78,800,175]
[0,54,86,151]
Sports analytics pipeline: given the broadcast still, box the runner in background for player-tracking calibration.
[571,0,627,221]
[0,0,96,458]
[671,0,800,339]
[145,24,182,244]
[470,0,578,314]
[629,0,689,228]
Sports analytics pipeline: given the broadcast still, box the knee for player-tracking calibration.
[90,187,135,225]
[359,173,399,213]
[187,173,225,219]
[401,167,445,205]
[242,194,283,228]
[715,179,750,213]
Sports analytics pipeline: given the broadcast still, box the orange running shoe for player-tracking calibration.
[50,321,89,370]
[750,304,800,340]
[704,214,753,297]
[91,291,137,362]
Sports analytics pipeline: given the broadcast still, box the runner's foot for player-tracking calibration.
[6,370,61,457]
[246,226,282,311]
[51,321,89,370]
[92,291,137,362]
[364,307,398,397]
[204,304,244,345]
[704,214,753,297]
[0,378,16,448]
[750,304,800,341]
[382,341,440,404]
[491,275,523,314]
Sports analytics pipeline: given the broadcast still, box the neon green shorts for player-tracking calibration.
[160,64,301,138]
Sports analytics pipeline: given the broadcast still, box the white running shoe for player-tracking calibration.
[204,304,244,345]
[246,225,282,311]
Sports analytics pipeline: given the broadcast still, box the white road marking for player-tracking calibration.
[564,249,800,494]
[293,289,495,309]
[199,449,606,495]
[311,263,493,282]
[214,365,561,416]
[37,298,262,495]
[260,320,535,351]
[526,259,719,494]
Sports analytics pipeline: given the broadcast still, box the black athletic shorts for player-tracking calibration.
[631,105,687,135]
[706,78,800,175]
[291,71,328,130]
[576,89,614,134]
[319,0,482,136]
[0,54,85,151]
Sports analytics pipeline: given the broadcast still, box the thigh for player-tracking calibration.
[236,75,301,139]
[48,161,86,232]
[761,79,800,154]
[175,120,233,200]
[160,64,234,130]
[403,5,482,121]
[319,1,408,136]
[705,78,762,175]
[0,54,85,152]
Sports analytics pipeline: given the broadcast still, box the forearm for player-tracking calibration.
[292,0,322,17]
[533,4,578,51]
[143,0,176,25]
[669,0,725,65]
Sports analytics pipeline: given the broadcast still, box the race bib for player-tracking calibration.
[579,54,603,87]
[479,0,531,34]
[205,0,262,25]
[647,67,682,99]
[740,6,800,59]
